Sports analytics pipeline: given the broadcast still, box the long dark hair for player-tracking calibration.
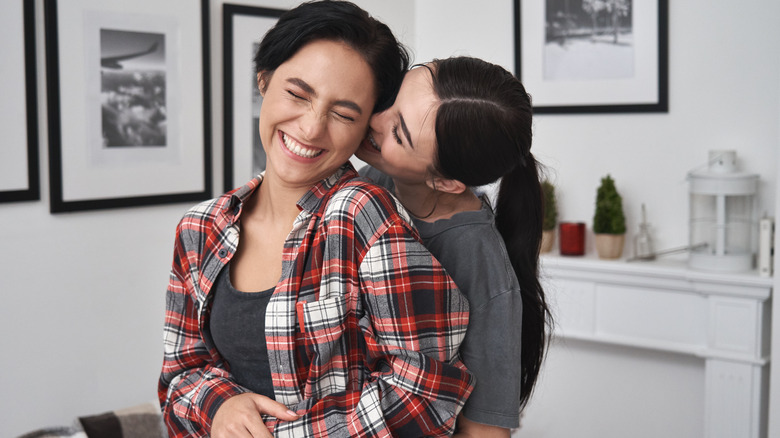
[254,0,409,113]
[430,56,551,410]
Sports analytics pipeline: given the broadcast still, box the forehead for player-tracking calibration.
[274,39,376,103]
[399,65,436,98]
[397,66,439,151]
[399,67,439,123]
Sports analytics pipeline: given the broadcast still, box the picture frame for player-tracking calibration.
[44,0,212,213]
[1,0,40,203]
[223,3,285,192]
[514,0,668,113]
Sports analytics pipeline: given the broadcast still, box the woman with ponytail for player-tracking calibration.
[357,56,552,437]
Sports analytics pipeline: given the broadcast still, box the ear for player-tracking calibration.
[257,72,267,96]
[426,177,467,195]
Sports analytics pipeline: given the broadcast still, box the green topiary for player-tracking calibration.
[593,174,626,234]
[542,180,557,231]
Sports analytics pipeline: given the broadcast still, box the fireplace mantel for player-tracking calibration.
[541,254,772,438]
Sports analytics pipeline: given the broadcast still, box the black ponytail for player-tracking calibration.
[431,56,552,410]
[494,157,549,410]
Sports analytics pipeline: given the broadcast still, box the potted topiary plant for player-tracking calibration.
[540,180,557,253]
[593,174,626,259]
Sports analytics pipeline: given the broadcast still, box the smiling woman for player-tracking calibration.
[158,2,474,438]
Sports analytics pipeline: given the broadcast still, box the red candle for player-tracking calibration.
[559,222,585,256]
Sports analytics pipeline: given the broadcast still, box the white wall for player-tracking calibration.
[4,0,779,437]
[0,1,413,437]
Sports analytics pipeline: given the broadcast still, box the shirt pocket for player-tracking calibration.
[296,295,349,367]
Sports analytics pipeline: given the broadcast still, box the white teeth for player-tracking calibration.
[282,133,322,158]
[368,134,380,151]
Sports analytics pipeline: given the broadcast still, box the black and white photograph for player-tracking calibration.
[0,0,39,203]
[544,0,633,81]
[45,0,211,212]
[223,4,285,192]
[515,0,667,113]
[100,29,167,148]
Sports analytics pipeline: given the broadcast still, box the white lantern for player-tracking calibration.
[688,150,758,272]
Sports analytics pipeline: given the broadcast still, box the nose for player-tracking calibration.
[299,108,327,141]
[368,108,390,133]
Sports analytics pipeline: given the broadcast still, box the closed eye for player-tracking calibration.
[333,111,355,122]
[392,125,402,145]
[287,90,307,101]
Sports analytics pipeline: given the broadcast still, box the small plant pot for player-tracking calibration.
[595,233,625,259]
[540,230,555,253]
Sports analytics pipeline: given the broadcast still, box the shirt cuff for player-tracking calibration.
[198,379,248,429]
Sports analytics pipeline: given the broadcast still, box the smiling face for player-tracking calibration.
[356,65,440,186]
[258,39,376,191]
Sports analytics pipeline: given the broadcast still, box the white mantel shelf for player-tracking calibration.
[540,253,772,438]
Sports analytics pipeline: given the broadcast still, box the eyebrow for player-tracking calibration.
[398,113,414,149]
[286,77,364,115]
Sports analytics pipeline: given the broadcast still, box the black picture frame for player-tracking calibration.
[45,0,212,213]
[223,3,285,192]
[514,0,668,114]
[0,0,40,203]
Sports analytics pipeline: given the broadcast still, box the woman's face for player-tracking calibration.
[355,66,439,186]
[258,39,376,189]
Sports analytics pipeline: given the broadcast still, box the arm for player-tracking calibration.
[267,208,474,437]
[158,232,248,437]
[354,224,474,435]
[454,414,510,438]
[456,289,525,430]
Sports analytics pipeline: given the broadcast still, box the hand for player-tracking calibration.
[211,393,300,438]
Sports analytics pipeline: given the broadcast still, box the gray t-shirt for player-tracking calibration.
[208,264,276,398]
[359,166,523,428]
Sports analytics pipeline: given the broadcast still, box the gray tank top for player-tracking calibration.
[209,264,275,398]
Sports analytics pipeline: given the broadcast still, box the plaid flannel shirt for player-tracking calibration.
[158,165,473,437]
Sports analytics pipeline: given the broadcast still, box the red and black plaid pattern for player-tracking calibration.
[159,165,473,437]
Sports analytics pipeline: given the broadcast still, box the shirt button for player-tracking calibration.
[218,249,228,258]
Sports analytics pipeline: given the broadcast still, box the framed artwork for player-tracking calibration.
[514,0,668,113]
[1,0,40,203]
[44,0,212,213]
[223,4,285,192]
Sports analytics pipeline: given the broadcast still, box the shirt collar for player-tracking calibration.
[297,163,357,215]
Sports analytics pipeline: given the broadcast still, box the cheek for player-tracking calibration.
[382,146,412,171]
[340,120,369,142]
[330,126,367,155]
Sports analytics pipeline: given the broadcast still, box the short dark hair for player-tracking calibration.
[254,0,409,113]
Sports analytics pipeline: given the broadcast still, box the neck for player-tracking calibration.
[392,180,481,222]
[247,173,307,227]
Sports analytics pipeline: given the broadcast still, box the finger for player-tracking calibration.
[237,427,255,438]
[251,395,301,421]
[244,420,274,438]
[213,424,253,438]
